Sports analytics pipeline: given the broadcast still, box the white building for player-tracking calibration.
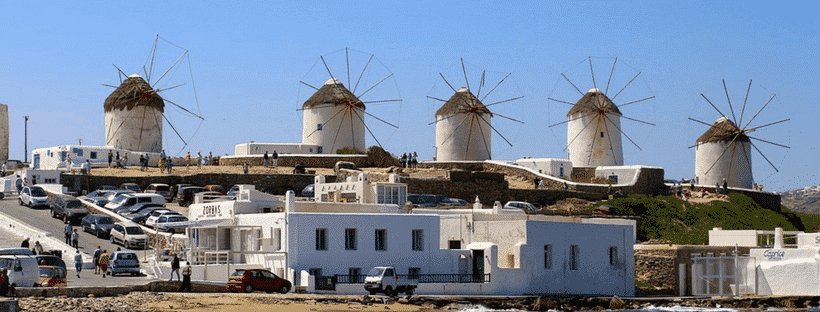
[566,88,624,167]
[435,87,492,162]
[104,74,164,153]
[514,158,572,179]
[176,173,635,296]
[695,117,753,189]
[234,142,319,156]
[28,145,178,171]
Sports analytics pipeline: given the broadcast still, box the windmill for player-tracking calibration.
[689,79,790,189]
[548,57,656,167]
[298,48,402,154]
[104,35,204,155]
[428,59,524,161]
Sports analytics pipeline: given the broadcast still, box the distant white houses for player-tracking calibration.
[175,173,636,296]
[29,145,179,171]
[514,158,572,179]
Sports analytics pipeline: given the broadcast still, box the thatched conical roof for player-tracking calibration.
[435,87,492,116]
[697,117,750,143]
[104,74,164,113]
[302,78,364,110]
[566,88,621,117]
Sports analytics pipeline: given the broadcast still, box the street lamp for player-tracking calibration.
[24,116,29,163]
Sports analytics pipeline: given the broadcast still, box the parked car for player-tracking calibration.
[172,184,192,202]
[407,194,437,208]
[105,193,165,214]
[178,186,205,207]
[109,251,140,276]
[445,198,468,206]
[203,184,226,195]
[154,215,190,234]
[35,255,66,270]
[103,190,134,201]
[0,255,40,287]
[96,185,118,191]
[50,194,89,225]
[19,186,49,208]
[227,184,241,199]
[78,190,112,207]
[109,222,148,249]
[432,194,455,206]
[364,266,417,296]
[503,201,540,212]
[145,209,182,228]
[144,183,172,201]
[119,183,141,193]
[300,184,314,198]
[122,205,165,224]
[38,265,67,287]
[81,214,115,238]
[593,205,623,215]
[227,269,291,294]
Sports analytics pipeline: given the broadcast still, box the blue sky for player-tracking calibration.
[1,1,817,192]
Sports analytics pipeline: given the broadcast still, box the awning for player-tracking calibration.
[188,218,235,228]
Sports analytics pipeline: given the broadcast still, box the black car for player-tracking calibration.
[50,194,89,225]
[123,206,164,224]
[81,214,115,238]
[178,186,205,207]
[35,255,66,270]
[407,194,437,208]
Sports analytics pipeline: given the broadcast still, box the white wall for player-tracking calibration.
[234,143,319,156]
[567,112,623,167]
[435,113,492,161]
[695,141,753,189]
[594,165,647,186]
[514,158,572,179]
[751,247,820,296]
[287,212,448,278]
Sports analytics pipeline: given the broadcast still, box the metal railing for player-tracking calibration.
[334,273,491,284]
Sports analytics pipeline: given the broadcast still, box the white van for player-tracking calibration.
[0,255,40,287]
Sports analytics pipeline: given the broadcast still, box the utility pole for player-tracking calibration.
[24,116,29,163]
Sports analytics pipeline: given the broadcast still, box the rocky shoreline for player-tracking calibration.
[6,292,820,311]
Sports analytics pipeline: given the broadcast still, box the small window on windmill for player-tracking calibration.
[317,123,323,131]
[317,146,323,154]
[90,152,98,159]
[600,132,604,138]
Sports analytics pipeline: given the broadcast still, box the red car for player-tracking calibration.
[227,269,291,294]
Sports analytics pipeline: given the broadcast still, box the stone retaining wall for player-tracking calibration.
[634,245,753,296]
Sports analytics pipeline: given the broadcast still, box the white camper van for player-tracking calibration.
[0,255,40,287]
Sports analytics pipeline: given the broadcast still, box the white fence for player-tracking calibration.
[692,255,756,296]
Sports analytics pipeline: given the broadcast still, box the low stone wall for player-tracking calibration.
[220,154,368,168]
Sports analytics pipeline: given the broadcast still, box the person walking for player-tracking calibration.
[64,223,73,245]
[115,152,120,168]
[20,237,29,248]
[272,150,279,168]
[93,245,102,274]
[1,162,6,177]
[180,261,192,292]
[71,229,79,249]
[74,250,83,278]
[263,151,269,168]
[166,156,173,174]
[34,241,43,255]
[208,152,213,165]
[99,250,109,278]
[197,152,202,169]
[185,152,192,169]
[159,156,166,173]
[108,150,113,168]
[139,154,145,172]
[170,254,181,282]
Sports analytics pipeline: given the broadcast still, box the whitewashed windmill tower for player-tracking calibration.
[104,35,203,155]
[434,87,494,161]
[299,48,401,154]
[549,57,655,167]
[104,74,164,153]
[690,79,789,189]
[566,88,624,166]
[429,59,523,161]
[301,78,366,154]
[694,117,753,188]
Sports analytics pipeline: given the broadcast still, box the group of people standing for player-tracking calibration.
[262,151,279,168]
[400,152,418,168]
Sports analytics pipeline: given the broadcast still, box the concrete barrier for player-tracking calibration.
[0,298,17,312]
[13,281,227,297]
